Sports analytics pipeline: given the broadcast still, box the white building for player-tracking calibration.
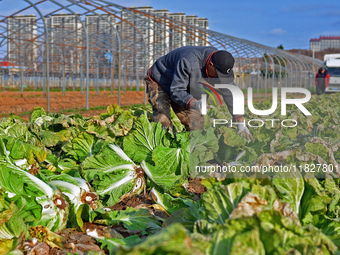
[7,15,37,70]
[45,14,83,74]
[310,36,340,52]
[197,18,209,46]
[185,15,198,46]
[119,7,210,75]
[153,9,170,60]
[86,14,116,36]
[169,12,186,50]
[120,6,155,76]
[86,14,116,74]
[7,9,209,77]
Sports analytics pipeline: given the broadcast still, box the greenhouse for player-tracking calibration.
[0,0,323,110]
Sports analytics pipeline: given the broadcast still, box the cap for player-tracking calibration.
[211,50,235,82]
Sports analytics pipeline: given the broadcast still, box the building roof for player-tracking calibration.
[169,12,186,15]
[320,36,340,40]
[310,36,340,42]
[130,6,153,9]
[13,15,36,17]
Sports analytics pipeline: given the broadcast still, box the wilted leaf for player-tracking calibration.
[229,192,267,219]
[29,225,65,249]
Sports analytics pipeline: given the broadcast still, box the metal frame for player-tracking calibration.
[0,0,323,111]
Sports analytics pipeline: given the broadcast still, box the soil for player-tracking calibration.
[0,90,145,120]
[82,223,113,239]
[110,194,154,211]
[187,178,207,195]
[53,227,104,255]
[23,228,105,255]
[110,193,169,220]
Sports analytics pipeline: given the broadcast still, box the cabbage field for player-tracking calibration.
[0,93,339,254]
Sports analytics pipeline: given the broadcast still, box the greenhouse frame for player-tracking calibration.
[0,0,323,110]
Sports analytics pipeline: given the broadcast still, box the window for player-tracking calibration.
[327,67,340,77]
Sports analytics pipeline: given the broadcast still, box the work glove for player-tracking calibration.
[237,123,255,142]
[195,100,202,111]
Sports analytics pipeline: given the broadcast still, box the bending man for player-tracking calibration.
[145,46,253,140]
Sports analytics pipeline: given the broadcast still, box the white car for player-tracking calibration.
[324,54,340,92]
[326,66,340,92]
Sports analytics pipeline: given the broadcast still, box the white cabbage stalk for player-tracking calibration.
[149,188,167,210]
[140,161,156,183]
[0,224,15,239]
[103,164,136,174]
[4,164,68,232]
[34,116,53,127]
[5,191,16,198]
[86,229,102,239]
[73,177,92,191]
[0,140,69,232]
[84,144,148,202]
[228,150,246,166]
[15,158,27,167]
[97,171,137,195]
[3,125,14,135]
[6,163,54,199]
[35,186,69,232]
[108,144,136,164]
[49,177,98,210]
[0,137,55,200]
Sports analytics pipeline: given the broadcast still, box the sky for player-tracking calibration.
[1,0,340,50]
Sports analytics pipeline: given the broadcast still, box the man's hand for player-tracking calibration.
[237,123,255,142]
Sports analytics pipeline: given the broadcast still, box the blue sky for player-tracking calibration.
[1,0,340,50]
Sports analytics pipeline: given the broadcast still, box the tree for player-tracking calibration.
[277,44,284,50]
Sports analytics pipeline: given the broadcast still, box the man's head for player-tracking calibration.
[207,50,235,82]
[320,67,326,73]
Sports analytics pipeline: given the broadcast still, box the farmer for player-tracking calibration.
[315,67,330,95]
[145,46,253,141]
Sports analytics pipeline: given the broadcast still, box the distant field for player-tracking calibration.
[0,90,145,120]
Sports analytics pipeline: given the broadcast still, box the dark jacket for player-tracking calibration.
[149,46,236,115]
[315,70,330,88]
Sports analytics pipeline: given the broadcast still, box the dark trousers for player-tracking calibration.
[145,77,204,131]
[316,83,326,95]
